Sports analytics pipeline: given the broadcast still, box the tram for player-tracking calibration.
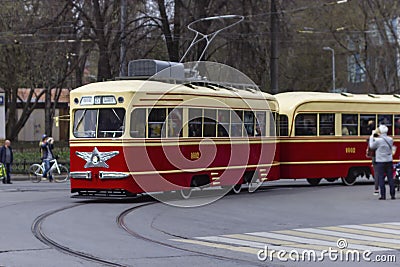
[69,60,279,198]
[276,92,400,185]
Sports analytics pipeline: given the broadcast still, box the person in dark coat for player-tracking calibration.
[0,140,14,184]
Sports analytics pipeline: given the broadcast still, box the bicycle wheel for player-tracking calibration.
[28,164,43,183]
[52,165,69,183]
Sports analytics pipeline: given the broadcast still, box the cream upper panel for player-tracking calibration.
[70,80,277,111]
[276,92,400,116]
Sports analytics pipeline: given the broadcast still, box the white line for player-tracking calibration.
[342,225,400,235]
[247,232,385,252]
[195,236,325,256]
[384,222,400,226]
[296,228,399,248]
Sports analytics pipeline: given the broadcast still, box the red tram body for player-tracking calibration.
[69,78,279,198]
[277,92,400,185]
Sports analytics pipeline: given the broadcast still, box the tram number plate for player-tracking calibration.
[345,147,356,154]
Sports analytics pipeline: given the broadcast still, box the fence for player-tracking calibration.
[11,141,70,174]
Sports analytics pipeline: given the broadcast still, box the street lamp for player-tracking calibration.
[323,46,336,92]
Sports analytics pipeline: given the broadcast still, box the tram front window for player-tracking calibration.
[73,108,126,138]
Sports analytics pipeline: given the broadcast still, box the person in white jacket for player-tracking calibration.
[369,124,395,200]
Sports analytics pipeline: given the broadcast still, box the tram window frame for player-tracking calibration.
[269,112,277,137]
[395,115,400,135]
[256,111,266,137]
[167,108,183,138]
[148,108,166,138]
[279,115,289,136]
[295,114,317,136]
[130,108,146,138]
[204,109,217,137]
[97,108,126,138]
[231,110,243,137]
[360,114,376,136]
[378,114,393,135]
[319,113,335,136]
[73,109,97,138]
[188,108,203,137]
[341,114,358,136]
[244,111,255,136]
[217,109,230,137]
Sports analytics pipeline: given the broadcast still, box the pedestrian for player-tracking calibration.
[0,140,14,184]
[366,128,380,195]
[369,125,396,200]
[40,134,55,182]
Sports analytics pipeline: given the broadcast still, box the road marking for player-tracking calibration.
[172,222,400,257]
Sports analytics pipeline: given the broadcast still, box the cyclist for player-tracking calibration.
[40,134,55,182]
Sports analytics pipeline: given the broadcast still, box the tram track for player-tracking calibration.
[31,203,129,267]
[116,203,264,266]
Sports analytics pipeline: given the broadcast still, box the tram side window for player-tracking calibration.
[360,114,376,135]
[279,115,289,136]
[231,110,243,137]
[130,108,146,138]
[269,112,276,137]
[319,114,335,135]
[168,108,183,137]
[342,114,358,136]
[395,115,400,135]
[378,114,393,135]
[97,108,126,138]
[295,114,317,136]
[73,109,97,138]
[204,109,217,137]
[148,108,166,138]
[244,111,255,136]
[256,111,266,137]
[188,108,202,137]
[217,110,230,137]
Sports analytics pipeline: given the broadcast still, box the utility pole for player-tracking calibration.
[120,0,127,77]
[270,0,279,94]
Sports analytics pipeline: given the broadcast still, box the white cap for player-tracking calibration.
[379,124,388,134]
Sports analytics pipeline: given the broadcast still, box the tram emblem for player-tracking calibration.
[76,147,119,168]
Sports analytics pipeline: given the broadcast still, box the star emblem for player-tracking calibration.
[76,147,119,168]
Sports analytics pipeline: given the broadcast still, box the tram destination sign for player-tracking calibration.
[0,95,4,105]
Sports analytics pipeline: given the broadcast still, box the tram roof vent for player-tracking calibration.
[368,93,380,98]
[128,59,185,80]
[340,92,353,97]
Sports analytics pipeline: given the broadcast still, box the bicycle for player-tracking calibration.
[28,158,69,183]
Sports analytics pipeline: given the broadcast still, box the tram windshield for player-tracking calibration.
[73,108,126,138]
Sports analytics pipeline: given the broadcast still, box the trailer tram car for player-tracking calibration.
[276,92,400,186]
[69,61,279,199]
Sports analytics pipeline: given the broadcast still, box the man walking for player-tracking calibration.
[0,140,14,184]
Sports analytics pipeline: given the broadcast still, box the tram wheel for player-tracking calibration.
[306,178,321,186]
[180,188,192,199]
[341,174,357,186]
[232,183,242,194]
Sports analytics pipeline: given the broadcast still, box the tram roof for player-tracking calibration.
[71,79,277,101]
[276,91,400,114]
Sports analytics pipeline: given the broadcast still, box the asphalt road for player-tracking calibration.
[0,178,399,267]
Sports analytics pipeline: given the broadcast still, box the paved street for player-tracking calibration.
[0,178,399,266]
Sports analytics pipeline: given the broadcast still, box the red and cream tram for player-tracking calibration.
[276,92,400,185]
[69,61,279,198]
